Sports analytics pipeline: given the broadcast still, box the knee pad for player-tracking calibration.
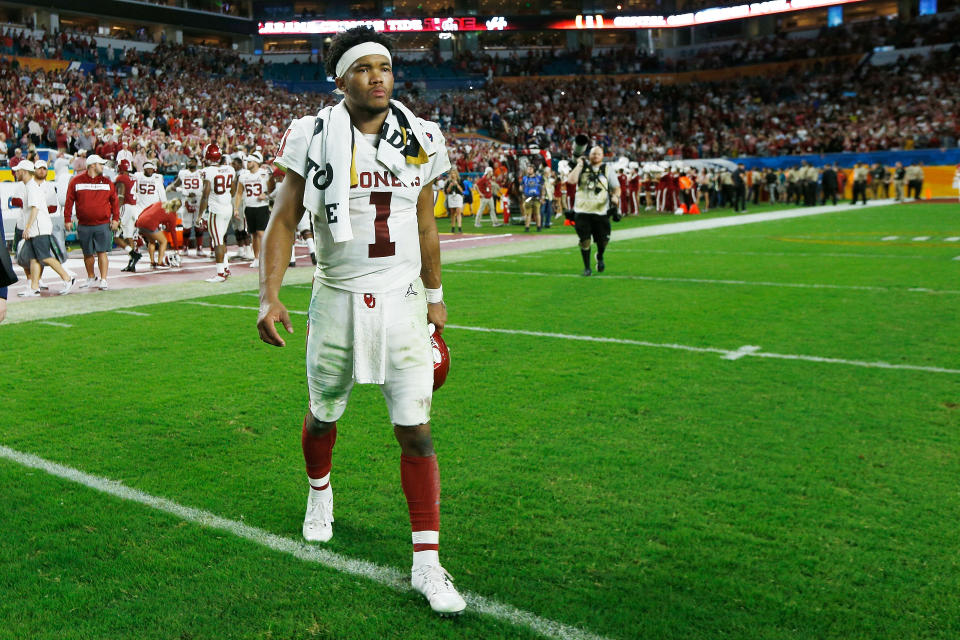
[579,239,592,250]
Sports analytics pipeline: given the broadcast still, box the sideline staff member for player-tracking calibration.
[565,145,620,276]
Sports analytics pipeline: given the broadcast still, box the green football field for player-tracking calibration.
[2,203,958,640]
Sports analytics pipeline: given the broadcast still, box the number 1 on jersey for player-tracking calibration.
[368,192,396,258]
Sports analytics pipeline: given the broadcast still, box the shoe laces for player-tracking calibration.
[416,565,457,596]
[306,492,332,522]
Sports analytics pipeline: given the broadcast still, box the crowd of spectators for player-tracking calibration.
[0,27,263,78]
[0,12,958,175]
[0,48,303,171]
[436,43,960,160]
[672,12,960,71]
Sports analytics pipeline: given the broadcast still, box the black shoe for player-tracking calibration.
[130,250,142,268]
[582,267,592,277]
[289,261,296,267]
[597,259,605,273]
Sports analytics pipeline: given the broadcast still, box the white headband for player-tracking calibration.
[334,41,392,88]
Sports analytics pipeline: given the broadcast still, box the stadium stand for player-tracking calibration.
[0,9,957,188]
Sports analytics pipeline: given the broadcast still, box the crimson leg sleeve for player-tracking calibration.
[401,454,441,547]
[301,415,336,480]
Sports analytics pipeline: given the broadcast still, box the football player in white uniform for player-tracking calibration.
[132,161,167,268]
[228,154,254,262]
[197,143,237,282]
[235,151,275,268]
[256,27,464,617]
[167,155,206,257]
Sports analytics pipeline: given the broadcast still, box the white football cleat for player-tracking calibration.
[411,565,467,616]
[17,288,40,297]
[78,277,98,289]
[205,274,227,283]
[249,259,259,268]
[302,488,333,543]
[98,279,109,290]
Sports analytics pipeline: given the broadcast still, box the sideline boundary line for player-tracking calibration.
[3,202,888,325]
[0,445,612,640]
[443,268,960,296]
[185,302,960,376]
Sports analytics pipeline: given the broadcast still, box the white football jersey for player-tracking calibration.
[276,115,450,293]
[237,167,271,208]
[133,171,167,208]
[176,168,204,203]
[202,164,236,215]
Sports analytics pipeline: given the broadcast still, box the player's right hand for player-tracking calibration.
[257,299,294,347]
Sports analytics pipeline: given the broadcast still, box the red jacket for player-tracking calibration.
[64,172,119,225]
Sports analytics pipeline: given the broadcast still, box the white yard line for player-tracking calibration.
[184,302,960,376]
[440,234,513,244]
[613,248,941,261]
[189,301,307,314]
[37,320,72,327]
[444,325,960,376]
[2,204,894,325]
[722,345,761,361]
[0,445,612,640]
[442,268,960,296]
[114,310,151,316]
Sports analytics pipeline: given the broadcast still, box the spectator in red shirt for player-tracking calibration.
[135,199,182,270]
[472,167,501,228]
[64,154,119,290]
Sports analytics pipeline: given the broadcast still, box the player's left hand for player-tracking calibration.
[427,302,446,334]
[110,220,119,231]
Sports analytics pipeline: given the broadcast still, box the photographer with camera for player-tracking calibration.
[565,145,621,277]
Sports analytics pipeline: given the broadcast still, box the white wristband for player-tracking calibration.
[425,286,443,304]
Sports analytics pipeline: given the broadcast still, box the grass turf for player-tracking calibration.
[1,202,958,639]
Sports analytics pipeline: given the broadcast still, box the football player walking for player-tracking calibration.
[256,26,465,616]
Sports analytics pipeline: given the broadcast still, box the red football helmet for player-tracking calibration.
[429,324,450,391]
[203,143,222,164]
